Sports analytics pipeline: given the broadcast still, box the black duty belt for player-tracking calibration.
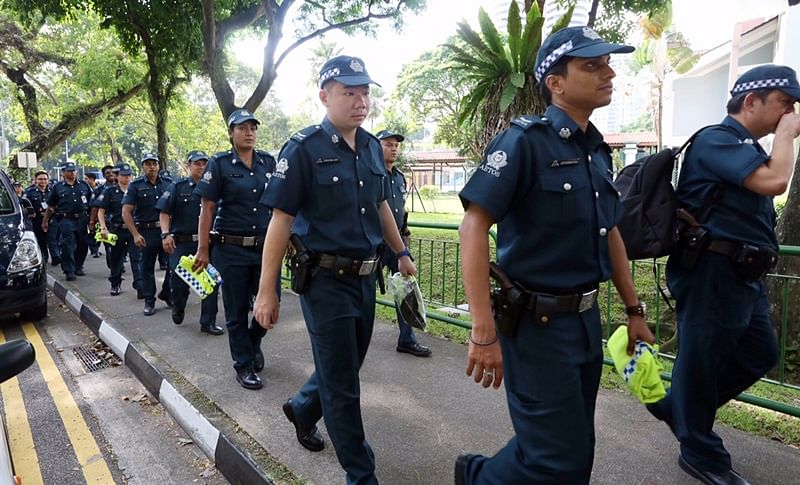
[707,239,777,280]
[136,221,161,230]
[318,254,380,277]
[210,232,262,248]
[172,234,199,244]
[56,212,85,219]
[522,287,599,314]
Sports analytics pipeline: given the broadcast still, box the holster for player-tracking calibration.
[376,245,386,295]
[673,208,711,270]
[488,262,525,338]
[732,244,777,280]
[287,234,316,294]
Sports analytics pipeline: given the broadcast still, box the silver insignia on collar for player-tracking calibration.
[739,138,754,144]
[350,59,364,72]
[331,133,339,144]
[559,127,572,139]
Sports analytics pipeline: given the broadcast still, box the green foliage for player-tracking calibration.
[418,185,439,201]
[620,112,655,132]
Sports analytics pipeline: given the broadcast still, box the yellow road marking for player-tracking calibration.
[22,322,115,484]
[0,329,44,485]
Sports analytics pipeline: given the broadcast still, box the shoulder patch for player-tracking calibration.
[291,125,322,143]
[511,115,548,130]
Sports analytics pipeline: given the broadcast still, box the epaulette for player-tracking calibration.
[132,175,145,183]
[510,115,550,130]
[210,150,232,162]
[290,125,322,143]
[395,167,405,177]
[255,149,275,160]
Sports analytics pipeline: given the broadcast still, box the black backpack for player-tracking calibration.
[614,127,712,260]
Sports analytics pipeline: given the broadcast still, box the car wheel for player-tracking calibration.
[20,293,47,321]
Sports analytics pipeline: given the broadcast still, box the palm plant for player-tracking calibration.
[446,1,573,158]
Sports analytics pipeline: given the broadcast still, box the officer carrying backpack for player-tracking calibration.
[614,127,712,260]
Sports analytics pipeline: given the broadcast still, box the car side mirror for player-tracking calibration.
[0,340,36,384]
[18,197,35,217]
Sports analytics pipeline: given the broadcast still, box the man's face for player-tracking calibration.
[188,159,208,179]
[548,55,616,111]
[230,121,258,151]
[320,81,370,132]
[84,175,96,186]
[380,137,401,164]
[142,159,159,177]
[753,90,798,134]
[104,169,116,184]
[63,170,77,183]
[35,174,48,190]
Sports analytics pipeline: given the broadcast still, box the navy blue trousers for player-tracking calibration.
[169,241,218,328]
[139,227,169,304]
[108,228,142,290]
[58,215,89,276]
[380,249,417,347]
[464,306,603,484]
[655,254,778,473]
[290,269,378,485]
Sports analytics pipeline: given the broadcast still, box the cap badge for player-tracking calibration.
[350,59,364,72]
[559,127,572,139]
[582,27,602,40]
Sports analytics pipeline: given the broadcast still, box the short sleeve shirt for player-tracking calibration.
[676,116,776,249]
[122,175,170,223]
[386,167,408,230]
[23,187,49,219]
[156,178,203,236]
[96,185,127,226]
[459,105,622,291]
[46,180,93,214]
[259,117,389,259]
[194,149,275,236]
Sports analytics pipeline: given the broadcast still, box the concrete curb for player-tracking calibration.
[47,274,275,485]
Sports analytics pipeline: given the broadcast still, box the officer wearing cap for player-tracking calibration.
[375,129,431,357]
[193,109,276,389]
[23,170,60,265]
[43,161,93,281]
[646,64,800,485]
[123,154,172,315]
[254,55,416,485]
[84,171,103,258]
[157,151,223,335]
[97,163,143,296]
[96,165,117,268]
[456,26,654,483]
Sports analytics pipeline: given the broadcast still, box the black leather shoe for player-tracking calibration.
[172,308,184,325]
[282,400,324,452]
[455,454,477,485]
[158,290,173,308]
[137,290,144,300]
[110,285,121,296]
[200,324,224,336]
[143,303,155,316]
[236,369,262,390]
[678,456,750,485]
[66,273,76,281]
[254,349,264,372]
[75,269,85,276]
[646,401,676,436]
[397,342,432,357]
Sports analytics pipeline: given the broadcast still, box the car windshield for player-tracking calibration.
[0,182,15,214]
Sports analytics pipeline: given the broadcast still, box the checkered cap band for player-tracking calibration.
[621,341,653,383]
[175,265,210,300]
[732,78,790,94]
[535,40,573,82]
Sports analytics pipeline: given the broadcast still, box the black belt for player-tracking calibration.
[56,212,85,219]
[172,234,199,244]
[707,239,777,280]
[210,232,262,248]
[136,221,161,230]
[318,254,380,276]
[522,287,599,314]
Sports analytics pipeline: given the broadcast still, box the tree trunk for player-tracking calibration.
[588,0,600,26]
[1,64,47,142]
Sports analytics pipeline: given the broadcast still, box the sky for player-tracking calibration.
[235,0,793,114]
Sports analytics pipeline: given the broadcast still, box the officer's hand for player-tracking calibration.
[162,235,175,254]
[398,255,417,277]
[133,233,146,248]
[192,248,209,272]
[41,220,48,232]
[100,228,109,237]
[253,291,280,330]
[466,323,504,389]
[776,111,800,139]
[626,316,655,356]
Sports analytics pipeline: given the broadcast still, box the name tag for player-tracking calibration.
[550,159,580,168]
[315,157,339,164]
[81,195,88,204]
[41,201,48,209]
[227,173,243,178]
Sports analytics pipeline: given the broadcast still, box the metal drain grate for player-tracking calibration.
[72,345,110,373]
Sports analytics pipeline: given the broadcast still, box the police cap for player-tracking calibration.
[375,130,405,142]
[227,109,260,128]
[140,153,159,165]
[187,150,210,163]
[61,161,78,172]
[319,55,380,88]
[730,64,800,101]
[534,26,634,82]
[114,163,133,176]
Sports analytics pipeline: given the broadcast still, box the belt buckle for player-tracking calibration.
[358,259,377,276]
[242,236,256,247]
[578,289,598,313]
[192,234,199,242]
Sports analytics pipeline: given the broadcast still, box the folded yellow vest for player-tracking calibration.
[607,325,666,404]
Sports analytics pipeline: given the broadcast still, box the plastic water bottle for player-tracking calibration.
[206,264,223,285]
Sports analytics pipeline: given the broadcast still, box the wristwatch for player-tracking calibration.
[160,232,171,240]
[625,302,646,318]
[396,248,412,259]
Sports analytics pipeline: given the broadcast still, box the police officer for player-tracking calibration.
[90,165,117,267]
[253,55,416,485]
[123,154,171,315]
[157,151,223,335]
[193,110,276,389]
[97,162,143,296]
[84,170,103,258]
[375,129,431,357]
[456,27,654,484]
[157,168,174,271]
[43,161,93,281]
[646,65,800,485]
[23,170,60,264]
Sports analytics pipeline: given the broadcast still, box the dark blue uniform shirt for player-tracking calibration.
[676,116,776,249]
[123,175,170,223]
[260,117,389,259]
[156,178,203,236]
[23,186,50,219]
[459,105,622,291]
[96,185,127,227]
[46,180,93,214]
[386,166,407,230]
[90,184,106,208]
[194,149,275,236]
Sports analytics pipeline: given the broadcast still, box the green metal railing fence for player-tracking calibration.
[375,221,800,417]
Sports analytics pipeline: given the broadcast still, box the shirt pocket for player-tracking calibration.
[314,165,355,214]
[537,167,590,223]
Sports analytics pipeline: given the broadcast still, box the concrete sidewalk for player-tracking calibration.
[49,256,800,484]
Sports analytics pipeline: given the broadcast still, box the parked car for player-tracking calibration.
[0,339,36,485]
[0,170,47,321]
